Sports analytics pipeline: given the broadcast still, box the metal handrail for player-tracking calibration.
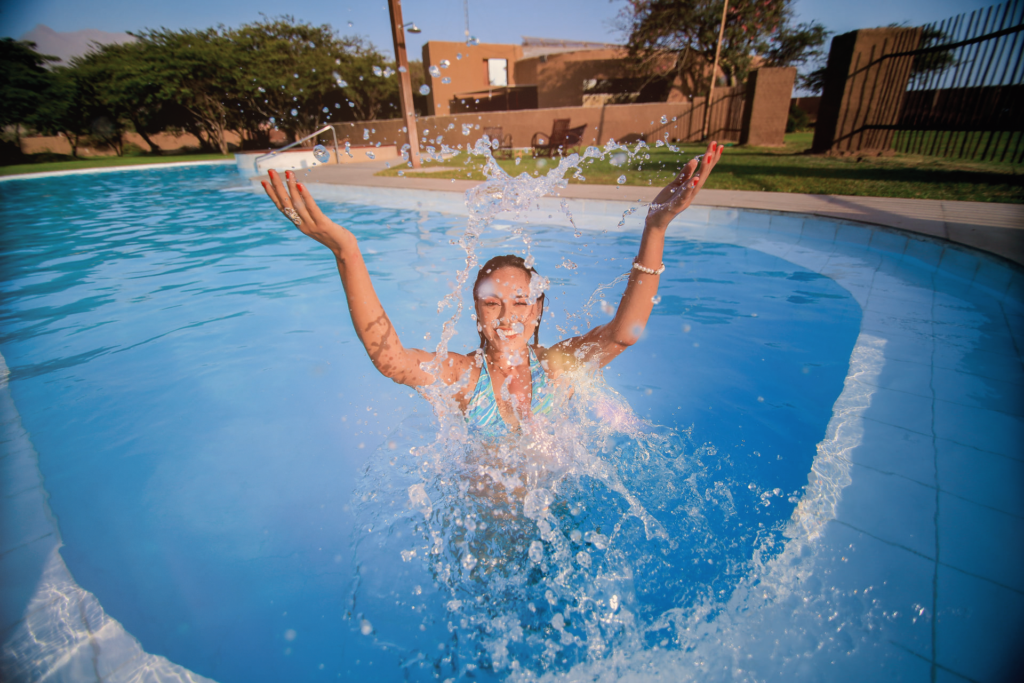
[253,125,341,174]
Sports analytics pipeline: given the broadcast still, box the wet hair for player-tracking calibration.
[472,254,545,347]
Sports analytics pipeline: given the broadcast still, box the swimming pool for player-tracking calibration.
[1,163,1021,682]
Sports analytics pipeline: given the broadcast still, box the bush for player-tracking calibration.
[787,103,812,133]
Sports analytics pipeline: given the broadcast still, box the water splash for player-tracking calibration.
[344,137,869,681]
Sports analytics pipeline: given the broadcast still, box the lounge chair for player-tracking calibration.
[483,127,513,159]
[531,119,586,157]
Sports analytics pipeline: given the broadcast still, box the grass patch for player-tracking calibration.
[0,153,233,176]
[377,132,1023,204]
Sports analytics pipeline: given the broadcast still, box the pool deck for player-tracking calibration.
[294,159,1024,268]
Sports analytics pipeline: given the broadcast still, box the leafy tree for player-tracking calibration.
[620,0,827,98]
[123,27,243,154]
[0,39,58,143]
[30,66,91,157]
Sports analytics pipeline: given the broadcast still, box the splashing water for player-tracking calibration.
[312,145,330,163]
[345,138,866,681]
[419,84,432,96]
[429,65,441,78]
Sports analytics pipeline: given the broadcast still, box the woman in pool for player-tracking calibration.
[262,141,723,434]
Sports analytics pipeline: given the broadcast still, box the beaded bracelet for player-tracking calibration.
[632,261,666,275]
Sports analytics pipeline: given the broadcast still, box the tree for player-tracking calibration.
[620,0,827,98]
[0,39,58,143]
[30,66,91,157]
[124,28,242,154]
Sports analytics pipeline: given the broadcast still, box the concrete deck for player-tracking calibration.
[295,159,1024,267]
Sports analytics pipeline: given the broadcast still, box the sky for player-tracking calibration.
[0,0,1000,61]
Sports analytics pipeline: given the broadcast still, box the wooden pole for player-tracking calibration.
[388,0,421,169]
[702,0,729,140]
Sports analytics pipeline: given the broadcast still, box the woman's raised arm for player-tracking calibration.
[262,169,452,388]
[549,140,724,371]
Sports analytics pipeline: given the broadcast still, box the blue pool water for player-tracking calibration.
[0,164,865,681]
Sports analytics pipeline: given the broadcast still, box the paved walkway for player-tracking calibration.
[299,160,1024,267]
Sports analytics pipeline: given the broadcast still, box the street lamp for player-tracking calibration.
[404,22,422,34]
[389,0,422,169]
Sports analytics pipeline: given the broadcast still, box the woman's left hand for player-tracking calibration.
[645,140,724,230]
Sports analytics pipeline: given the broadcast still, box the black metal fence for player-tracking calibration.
[891,0,1024,162]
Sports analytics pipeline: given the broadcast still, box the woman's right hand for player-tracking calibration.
[262,169,354,257]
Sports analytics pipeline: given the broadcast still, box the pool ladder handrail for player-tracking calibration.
[253,125,341,174]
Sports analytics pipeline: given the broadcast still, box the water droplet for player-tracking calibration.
[363,129,370,140]
[347,21,353,27]
[284,629,297,641]
[383,67,394,77]
[440,59,450,68]
[268,117,275,125]
[651,296,661,304]
[348,101,354,107]
[441,77,451,84]
[372,65,383,77]
[308,41,316,49]
[293,73,299,79]
[617,175,626,184]
[461,553,477,571]
[313,145,330,163]
[322,106,329,113]
[290,108,298,116]
[359,619,372,635]
[428,65,440,78]
[398,65,407,73]
[397,170,404,176]
[366,151,375,159]
[661,115,668,124]
[419,84,431,96]
[335,103,341,109]
[528,541,544,563]
[456,53,462,60]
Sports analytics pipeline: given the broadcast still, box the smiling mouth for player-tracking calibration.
[495,328,519,340]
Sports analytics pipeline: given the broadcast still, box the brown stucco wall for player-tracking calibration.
[515,48,632,109]
[740,67,796,147]
[421,42,524,116]
[332,91,746,161]
[19,130,249,156]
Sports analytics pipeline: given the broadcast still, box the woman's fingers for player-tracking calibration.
[261,179,283,211]
[295,182,329,224]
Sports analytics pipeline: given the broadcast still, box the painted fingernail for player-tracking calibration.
[297,183,305,192]
[285,171,293,179]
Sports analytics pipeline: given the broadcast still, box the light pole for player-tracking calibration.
[388,0,421,169]
[701,0,729,140]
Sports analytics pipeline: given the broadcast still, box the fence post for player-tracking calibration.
[740,67,797,146]
[812,27,923,155]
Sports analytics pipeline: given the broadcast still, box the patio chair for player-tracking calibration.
[482,127,513,159]
[531,119,586,157]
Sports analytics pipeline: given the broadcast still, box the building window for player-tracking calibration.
[487,59,508,87]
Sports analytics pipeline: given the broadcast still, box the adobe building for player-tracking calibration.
[422,37,729,116]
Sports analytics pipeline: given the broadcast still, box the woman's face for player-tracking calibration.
[474,266,541,355]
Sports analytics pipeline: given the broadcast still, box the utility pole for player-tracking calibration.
[701,0,729,140]
[388,0,421,169]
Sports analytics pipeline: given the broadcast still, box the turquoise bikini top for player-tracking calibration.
[466,346,554,437]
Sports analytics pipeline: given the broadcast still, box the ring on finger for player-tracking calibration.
[282,207,302,226]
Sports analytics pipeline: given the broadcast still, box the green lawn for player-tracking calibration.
[378,132,1024,204]
[0,153,233,176]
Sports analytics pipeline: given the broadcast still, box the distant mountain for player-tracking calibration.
[19,24,136,65]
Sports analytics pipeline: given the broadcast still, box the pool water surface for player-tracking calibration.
[1,164,1021,683]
